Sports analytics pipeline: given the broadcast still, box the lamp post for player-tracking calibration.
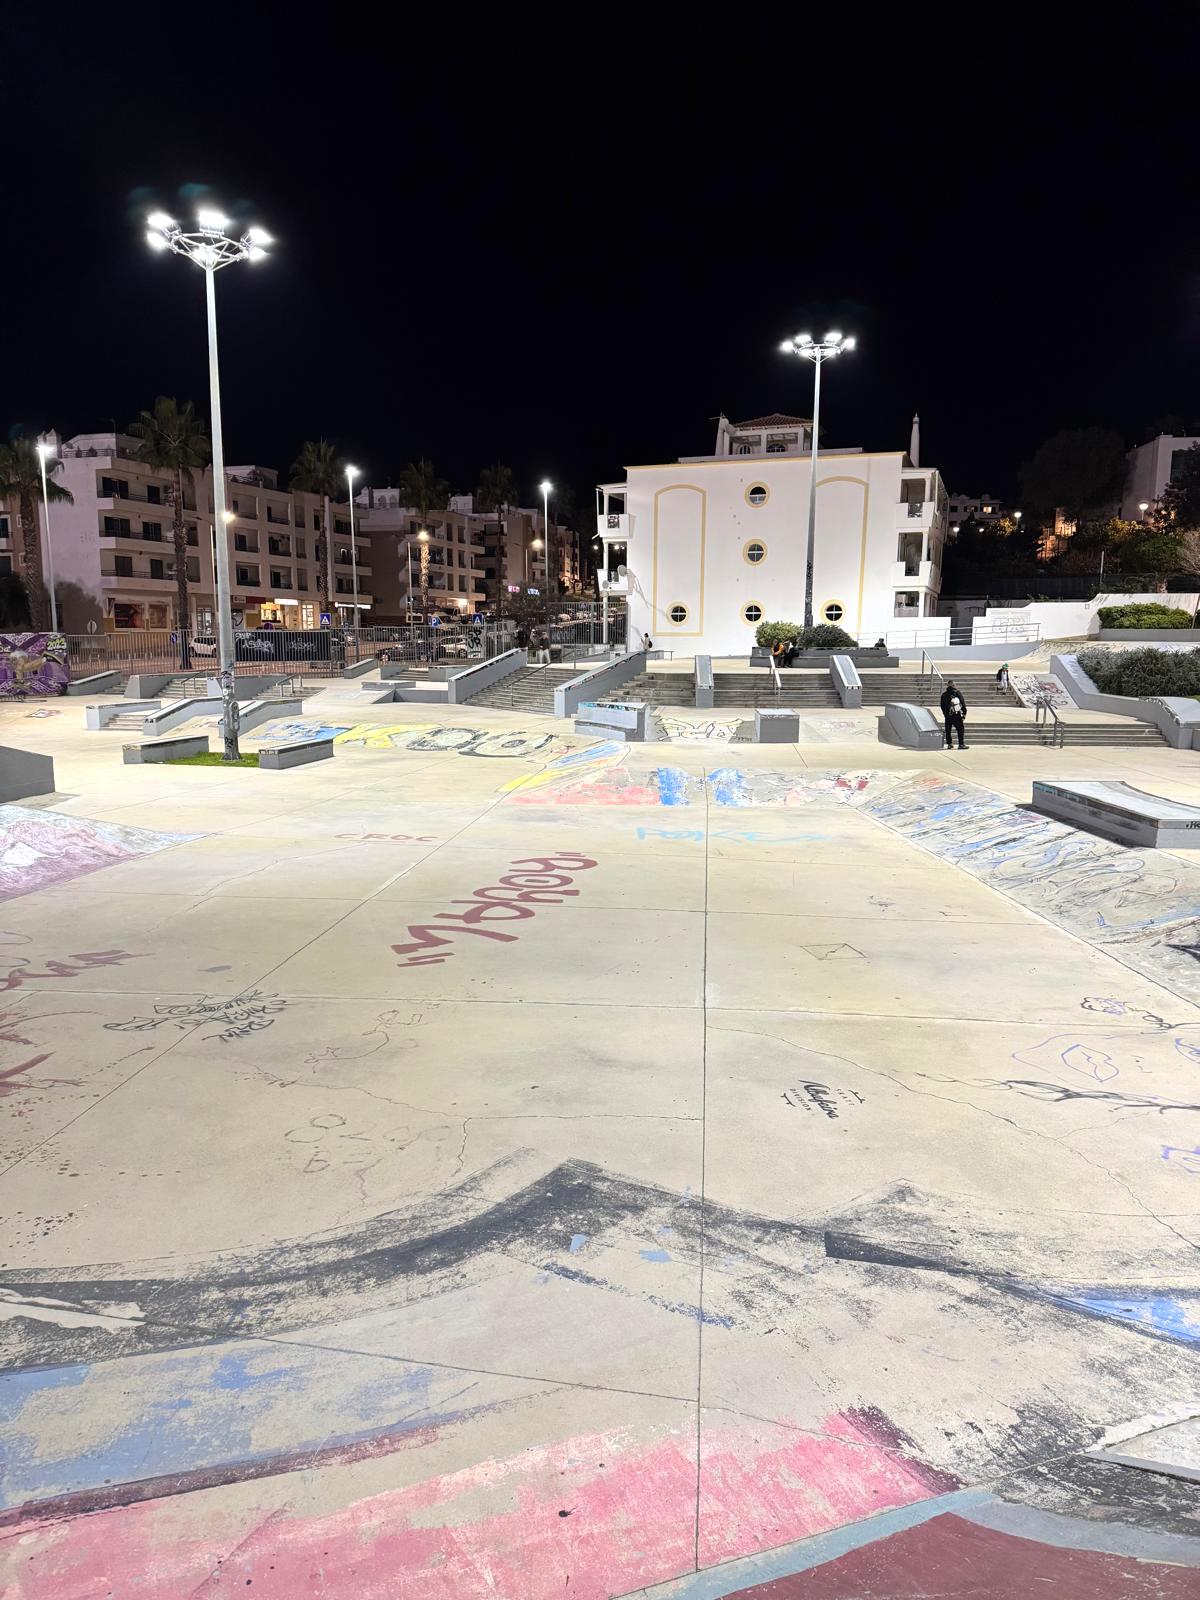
[34,441,59,633]
[346,465,360,634]
[539,478,552,593]
[418,529,431,629]
[147,207,270,760]
[1139,501,1150,521]
[779,330,856,629]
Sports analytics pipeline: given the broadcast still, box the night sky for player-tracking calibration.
[5,8,1198,515]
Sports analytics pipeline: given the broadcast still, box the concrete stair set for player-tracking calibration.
[712,671,841,708]
[958,720,1166,748]
[618,672,694,706]
[855,672,1015,708]
[465,666,580,715]
[104,711,157,732]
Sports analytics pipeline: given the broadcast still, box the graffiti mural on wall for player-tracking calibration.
[0,633,68,698]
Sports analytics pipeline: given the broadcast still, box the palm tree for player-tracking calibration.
[476,461,518,519]
[128,398,210,667]
[0,436,74,632]
[398,458,450,525]
[290,439,343,626]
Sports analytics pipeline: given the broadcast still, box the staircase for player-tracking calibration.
[619,672,695,707]
[858,671,1015,708]
[464,666,580,715]
[712,671,841,708]
[106,711,153,733]
[960,720,1166,748]
[159,674,210,698]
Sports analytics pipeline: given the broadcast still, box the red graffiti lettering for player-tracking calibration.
[511,854,598,873]
[498,873,576,890]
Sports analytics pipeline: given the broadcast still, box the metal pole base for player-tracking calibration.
[219,672,241,761]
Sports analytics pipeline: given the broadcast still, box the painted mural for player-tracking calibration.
[0,805,196,903]
[0,633,68,698]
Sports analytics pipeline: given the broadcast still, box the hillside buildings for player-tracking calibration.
[601,412,948,654]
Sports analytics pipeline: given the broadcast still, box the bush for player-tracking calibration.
[1096,603,1195,629]
[1076,645,1200,698]
[802,623,857,650]
[753,620,857,651]
[755,620,802,649]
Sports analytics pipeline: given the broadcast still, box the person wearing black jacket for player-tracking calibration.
[940,680,967,749]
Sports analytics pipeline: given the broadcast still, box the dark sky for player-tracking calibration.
[5,6,1198,515]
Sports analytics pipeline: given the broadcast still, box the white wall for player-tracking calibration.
[623,452,944,654]
[1121,436,1200,521]
[984,592,1200,640]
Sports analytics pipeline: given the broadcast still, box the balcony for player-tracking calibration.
[597,512,630,540]
[598,571,630,595]
[895,499,935,530]
[267,537,292,556]
[890,559,938,588]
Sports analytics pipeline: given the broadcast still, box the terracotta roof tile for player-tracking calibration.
[731,413,812,430]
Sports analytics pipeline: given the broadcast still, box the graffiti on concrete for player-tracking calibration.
[391,853,598,967]
[0,632,67,698]
[104,991,286,1044]
[0,805,194,903]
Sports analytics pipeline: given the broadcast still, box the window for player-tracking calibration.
[142,522,163,541]
[668,603,689,624]
[743,539,767,564]
[101,476,130,498]
[297,572,308,591]
[745,483,769,507]
[0,516,10,538]
[742,602,763,624]
[270,569,290,589]
[0,556,11,576]
[147,484,162,505]
[114,555,133,577]
[149,558,165,580]
[822,601,845,624]
[103,516,132,536]
[236,565,258,585]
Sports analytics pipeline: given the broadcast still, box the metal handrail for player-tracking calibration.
[1034,694,1065,747]
[768,656,782,699]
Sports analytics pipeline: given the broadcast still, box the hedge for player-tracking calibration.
[1096,603,1195,629]
[754,621,857,651]
[1076,646,1200,697]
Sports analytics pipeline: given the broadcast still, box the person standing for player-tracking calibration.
[996,662,1010,690]
[940,679,967,749]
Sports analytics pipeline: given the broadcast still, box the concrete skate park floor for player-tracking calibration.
[3,698,1200,1598]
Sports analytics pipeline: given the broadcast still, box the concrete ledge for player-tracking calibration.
[879,702,945,749]
[1051,654,1199,746]
[258,738,335,770]
[204,674,292,700]
[123,734,209,765]
[86,701,159,730]
[755,709,800,742]
[555,651,648,719]
[1032,780,1200,848]
[695,655,714,710]
[393,683,452,703]
[831,655,862,708]
[341,659,378,679]
[125,674,174,699]
[233,698,304,734]
[67,671,122,696]
[143,698,224,736]
[573,701,648,741]
[0,744,55,800]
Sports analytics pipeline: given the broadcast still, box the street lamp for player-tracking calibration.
[34,441,59,633]
[1139,501,1150,520]
[147,207,270,760]
[539,478,552,592]
[345,465,360,626]
[779,330,856,629]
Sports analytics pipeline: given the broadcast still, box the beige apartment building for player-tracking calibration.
[17,431,371,633]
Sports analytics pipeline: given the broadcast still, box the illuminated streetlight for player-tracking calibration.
[417,528,431,622]
[538,479,553,593]
[34,440,60,632]
[146,205,271,758]
[779,330,857,628]
[345,465,360,623]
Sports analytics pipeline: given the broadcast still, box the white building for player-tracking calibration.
[945,491,1011,532]
[599,412,948,654]
[1121,433,1200,521]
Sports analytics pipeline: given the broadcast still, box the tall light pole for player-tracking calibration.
[539,478,553,593]
[418,528,431,627]
[779,330,856,629]
[147,208,270,759]
[34,441,59,633]
[346,465,360,626]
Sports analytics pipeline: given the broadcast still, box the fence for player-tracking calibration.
[62,604,627,682]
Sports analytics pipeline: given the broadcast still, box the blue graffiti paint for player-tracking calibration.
[654,767,693,807]
[708,767,747,806]
[569,1233,588,1253]
[639,1247,672,1263]
[0,1363,85,1424]
[1051,1291,1200,1343]
[211,1351,295,1391]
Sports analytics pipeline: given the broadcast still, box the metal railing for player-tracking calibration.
[768,655,782,699]
[1035,695,1065,747]
[920,651,946,692]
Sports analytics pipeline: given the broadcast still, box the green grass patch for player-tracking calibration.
[166,751,260,767]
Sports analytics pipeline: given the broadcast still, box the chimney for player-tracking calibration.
[909,413,920,468]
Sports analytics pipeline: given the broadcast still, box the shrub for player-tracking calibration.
[755,620,802,649]
[802,623,857,651]
[1076,645,1200,698]
[1096,603,1195,629]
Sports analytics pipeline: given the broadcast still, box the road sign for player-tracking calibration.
[320,612,331,626]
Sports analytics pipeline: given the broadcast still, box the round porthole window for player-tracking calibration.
[668,603,689,624]
[745,483,769,507]
[743,540,766,565]
[742,602,764,624]
[822,601,845,624]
